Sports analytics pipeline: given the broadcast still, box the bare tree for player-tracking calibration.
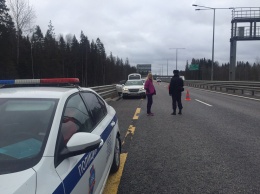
[65,34,73,46]
[255,57,260,65]
[7,0,36,66]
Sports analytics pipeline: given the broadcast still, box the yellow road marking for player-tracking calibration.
[133,108,141,120]
[103,153,128,194]
[104,107,140,193]
[122,125,136,145]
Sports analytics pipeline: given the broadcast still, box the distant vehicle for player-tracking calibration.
[156,78,161,82]
[122,79,146,99]
[0,78,121,194]
[128,73,142,80]
[116,80,126,96]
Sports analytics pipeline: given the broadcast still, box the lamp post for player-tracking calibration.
[167,59,168,76]
[30,40,34,79]
[169,48,185,70]
[192,4,233,81]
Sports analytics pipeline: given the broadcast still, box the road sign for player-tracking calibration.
[189,64,199,70]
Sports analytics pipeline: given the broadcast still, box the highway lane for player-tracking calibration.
[106,82,260,194]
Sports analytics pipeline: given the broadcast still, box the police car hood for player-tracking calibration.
[0,168,36,194]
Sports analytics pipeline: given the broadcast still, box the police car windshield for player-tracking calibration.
[125,80,143,86]
[0,98,58,174]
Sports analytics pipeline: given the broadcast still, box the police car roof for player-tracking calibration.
[0,87,81,99]
[0,78,85,99]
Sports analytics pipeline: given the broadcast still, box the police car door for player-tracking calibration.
[80,91,116,192]
[53,93,106,194]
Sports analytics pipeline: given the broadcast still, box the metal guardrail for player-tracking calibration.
[184,80,260,97]
[232,7,260,20]
[90,84,118,99]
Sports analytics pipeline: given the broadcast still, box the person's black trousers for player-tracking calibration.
[146,94,153,114]
[172,93,183,111]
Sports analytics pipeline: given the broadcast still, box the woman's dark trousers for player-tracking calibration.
[146,94,153,114]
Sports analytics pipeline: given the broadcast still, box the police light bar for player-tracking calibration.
[0,78,80,85]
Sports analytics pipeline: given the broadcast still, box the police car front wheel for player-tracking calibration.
[110,137,121,173]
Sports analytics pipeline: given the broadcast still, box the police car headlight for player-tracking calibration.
[123,88,128,91]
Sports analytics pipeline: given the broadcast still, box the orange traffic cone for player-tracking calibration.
[185,90,191,101]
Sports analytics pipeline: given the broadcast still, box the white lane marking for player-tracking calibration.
[191,88,260,102]
[212,91,260,101]
[195,99,212,107]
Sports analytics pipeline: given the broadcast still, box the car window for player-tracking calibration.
[0,98,57,174]
[81,92,107,126]
[60,94,94,144]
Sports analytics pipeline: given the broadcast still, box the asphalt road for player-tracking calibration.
[107,82,260,194]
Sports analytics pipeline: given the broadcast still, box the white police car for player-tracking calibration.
[0,78,121,194]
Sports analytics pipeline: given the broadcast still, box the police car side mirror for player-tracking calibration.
[60,133,102,159]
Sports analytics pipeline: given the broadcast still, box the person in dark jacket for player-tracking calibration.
[169,70,184,115]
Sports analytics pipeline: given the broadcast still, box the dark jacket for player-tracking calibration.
[169,75,184,96]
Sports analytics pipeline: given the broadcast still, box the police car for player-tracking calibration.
[0,78,121,194]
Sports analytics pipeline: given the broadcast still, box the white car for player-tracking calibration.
[0,78,121,194]
[115,80,126,96]
[122,80,146,99]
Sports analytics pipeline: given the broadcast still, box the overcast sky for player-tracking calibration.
[28,0,260,75]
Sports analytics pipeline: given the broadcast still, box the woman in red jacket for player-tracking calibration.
[144,73,156,116]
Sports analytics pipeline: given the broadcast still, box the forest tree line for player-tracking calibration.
[0,0,136,87]
[184,58,260,81]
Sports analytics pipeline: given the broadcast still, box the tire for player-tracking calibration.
[110,137,121,173]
